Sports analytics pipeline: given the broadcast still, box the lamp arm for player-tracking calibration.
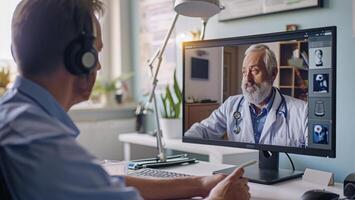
[147,49,160,67]
[146,13,180,162]
[200,18,208,40]
[147,13,179,103]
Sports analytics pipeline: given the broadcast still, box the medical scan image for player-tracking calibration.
[312,124,329,144]
[313,74,329,93]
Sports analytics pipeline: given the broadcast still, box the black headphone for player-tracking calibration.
[64,16,98,76]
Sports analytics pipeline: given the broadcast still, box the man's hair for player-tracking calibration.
[245,44,278,76]
[11,0,104,76]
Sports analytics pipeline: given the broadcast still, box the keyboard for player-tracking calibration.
[128,168,191,178]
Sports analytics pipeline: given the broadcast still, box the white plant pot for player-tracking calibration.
[160,118,182,139]
[103,92,116,106]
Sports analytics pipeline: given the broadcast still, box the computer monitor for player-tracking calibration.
[182,26,336,184]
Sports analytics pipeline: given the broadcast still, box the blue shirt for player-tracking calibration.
[249,89,275,144]
[0,76,142,200]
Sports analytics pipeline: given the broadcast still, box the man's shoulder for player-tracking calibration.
[0,101,73,145]
[0,101,42,124]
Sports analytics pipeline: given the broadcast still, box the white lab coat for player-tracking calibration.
[185,89,308,147]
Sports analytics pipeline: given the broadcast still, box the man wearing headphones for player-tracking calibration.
[0,1,250,200]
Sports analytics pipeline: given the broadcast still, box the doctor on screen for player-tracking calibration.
[184,44,308,147]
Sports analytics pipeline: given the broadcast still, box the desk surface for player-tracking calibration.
[118,134,343,199]
[149,162,344,200]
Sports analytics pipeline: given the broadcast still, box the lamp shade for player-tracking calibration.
[174,0,221,18]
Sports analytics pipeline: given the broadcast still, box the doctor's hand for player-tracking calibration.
[205,168,250,200]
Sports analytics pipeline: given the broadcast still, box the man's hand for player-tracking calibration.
[206,168,250,200]
[199,173,227,197]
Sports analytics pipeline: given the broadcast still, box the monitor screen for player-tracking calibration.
[183,27,336,158]
[191,57,209,80]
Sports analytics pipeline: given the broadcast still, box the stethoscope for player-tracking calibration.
[232,88,288,134]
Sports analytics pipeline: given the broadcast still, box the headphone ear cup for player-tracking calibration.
[65,39,82,75]
[64,36,98,76]
[80,48,98,71]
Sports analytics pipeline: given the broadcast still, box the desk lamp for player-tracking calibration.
[131,0,222,169]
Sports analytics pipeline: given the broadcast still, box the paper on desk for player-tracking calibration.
[101,160,128,176]
[302,168,334,186]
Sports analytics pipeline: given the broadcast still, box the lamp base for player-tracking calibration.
[128,154,197,170]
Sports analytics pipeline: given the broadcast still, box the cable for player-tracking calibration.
[284,152,295,171]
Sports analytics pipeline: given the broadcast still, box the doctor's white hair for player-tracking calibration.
[245,44,278,78]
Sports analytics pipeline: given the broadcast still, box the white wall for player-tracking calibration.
[70,106,153,161]
[184,47,223,103]
[0,1,20,60]
[75,119,135,160]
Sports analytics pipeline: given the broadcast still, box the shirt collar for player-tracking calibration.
[12,76,80,137]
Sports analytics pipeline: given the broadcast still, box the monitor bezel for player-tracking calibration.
[182,26,336,158]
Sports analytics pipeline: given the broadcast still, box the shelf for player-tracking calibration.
[279,68,293,86]
[184,103,220,131]
[279,43,298,66]
[278,41,309,101]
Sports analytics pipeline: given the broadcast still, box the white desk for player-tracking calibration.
[165,162,343,200]
[121,161,343,200]
[118,133,258,164]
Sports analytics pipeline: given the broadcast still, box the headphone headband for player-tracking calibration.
[64,13,98,75]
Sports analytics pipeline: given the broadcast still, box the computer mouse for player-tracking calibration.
[301,189,339,200]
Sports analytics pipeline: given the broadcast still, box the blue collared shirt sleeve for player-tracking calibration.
[1,125,142,200]
[0,76,143,200]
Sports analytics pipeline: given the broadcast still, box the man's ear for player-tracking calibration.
[75,74,91,91]
[11,44,17,62]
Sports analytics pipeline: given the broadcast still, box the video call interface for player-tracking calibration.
[183,30,334,150]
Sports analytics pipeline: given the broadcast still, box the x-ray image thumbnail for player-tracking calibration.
[309,47,331,69]
[314,49,323,67]
[313,124,329,144]
[313,74,329,93]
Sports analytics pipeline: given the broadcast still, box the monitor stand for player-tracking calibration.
[213,151,303,185]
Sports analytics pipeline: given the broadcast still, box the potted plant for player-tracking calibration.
[0,67,10,96]
[91,72,133,106]
[159,70,183,139]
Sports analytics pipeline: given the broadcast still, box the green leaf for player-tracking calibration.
[165,86,175,118]
[159,69,182,118]
[160,93,168,118]
[173,70,182,103]
[174,103,181,118]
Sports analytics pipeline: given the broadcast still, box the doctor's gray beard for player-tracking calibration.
[241,80,272,105]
